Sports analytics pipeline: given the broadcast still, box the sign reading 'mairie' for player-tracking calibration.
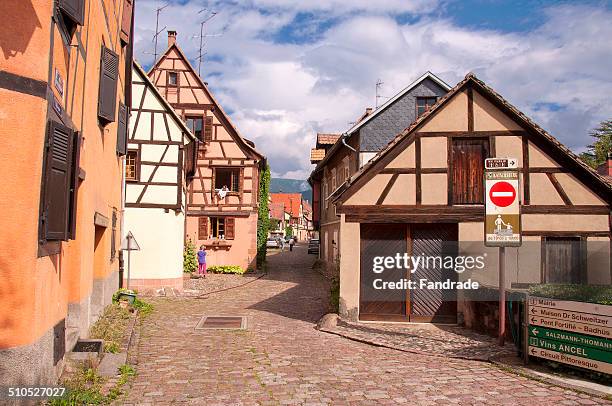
[484,158,521,247]
[527,296,612,375]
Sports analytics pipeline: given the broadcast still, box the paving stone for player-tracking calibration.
[119,245,610,405]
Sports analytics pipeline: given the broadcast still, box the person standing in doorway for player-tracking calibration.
[289,237,295,252]
[197,245,207,277]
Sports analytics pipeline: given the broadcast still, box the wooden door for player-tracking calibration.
[360,224,407,321]
[410,224,458,323]
[544,237,584,284]
[451,138,489,204]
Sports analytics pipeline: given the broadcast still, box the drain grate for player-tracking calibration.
[195,316,247,330]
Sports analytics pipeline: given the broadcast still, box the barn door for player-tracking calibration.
[359,224,408,321]
[451,138,489,204]
[410,224,458,323]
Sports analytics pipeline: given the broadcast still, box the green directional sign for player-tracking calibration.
[528,336,612,364]
[529,326,612,352]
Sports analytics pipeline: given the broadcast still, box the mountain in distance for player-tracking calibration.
[270,178,312,203]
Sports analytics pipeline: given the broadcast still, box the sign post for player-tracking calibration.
[526,296,612,374]
[485,158,521,346]
[121,231,141,290]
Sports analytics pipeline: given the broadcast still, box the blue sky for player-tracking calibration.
[134,0,612,178]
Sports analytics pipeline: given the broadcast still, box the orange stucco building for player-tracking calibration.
[0,0,134,385]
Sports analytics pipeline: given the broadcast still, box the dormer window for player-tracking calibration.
[416,96,437,116]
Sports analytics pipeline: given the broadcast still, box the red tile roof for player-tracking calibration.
[310,148,325,163]
[269,202,286,220]
[270,193,302,218]
[316,133,341,145]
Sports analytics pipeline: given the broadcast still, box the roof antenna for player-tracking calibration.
[375,79,391,108]
[191,9,221,77]
[143,2,169,63]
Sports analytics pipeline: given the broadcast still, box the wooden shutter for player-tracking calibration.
[58,0,85,25]
[116,103,128,155]
[225,218,235,240]
[42,120,75,241]
[451,138,489,204]
[111,209,117,260]
[198,217,208,240]
[184,139,197,178]
[204,116,213,142]
[98,46,119,123]
[68,131,82,239]
[120,0,133,45]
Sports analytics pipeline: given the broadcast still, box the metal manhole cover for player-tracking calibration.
[195,316,247,330]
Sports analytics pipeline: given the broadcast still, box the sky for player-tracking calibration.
[133,0,612,179]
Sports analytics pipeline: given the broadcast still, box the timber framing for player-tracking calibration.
[332,73,612,210]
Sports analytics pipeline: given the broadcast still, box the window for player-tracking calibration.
[451,138,489,204]
[331,169,337,191]
[57,0,85,42]
[40,120,80,241]
[125,150,139,181]
[416,96,437,116]
[203,217,236,240]
[214,168,240,192]
[543,237,586,284]
[168,72,178,86]
[186,116,203,141]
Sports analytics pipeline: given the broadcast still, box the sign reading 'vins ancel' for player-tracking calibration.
[527,296,612,375]
[484,158,521,247]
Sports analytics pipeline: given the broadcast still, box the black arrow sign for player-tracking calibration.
[530,317,537,324]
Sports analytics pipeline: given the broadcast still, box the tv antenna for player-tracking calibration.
[191,9,221,77]
[375,79,385,108]
[143,2,169,62]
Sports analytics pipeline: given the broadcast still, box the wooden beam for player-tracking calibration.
[522,205,609,214]
[380,168,416,174]
[415,136,422,205]
[522,135,530,205]
[467,86,474,132]
[417,130,527,138]
[376,174,399,205]
[547,172,573,205]
[523,230,610,237]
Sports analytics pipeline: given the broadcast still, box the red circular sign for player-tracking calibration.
[489,181,516,207]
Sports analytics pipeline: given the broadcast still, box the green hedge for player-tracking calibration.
[528,284,612,305]
[208,265,246,275]
[256,163,271,269]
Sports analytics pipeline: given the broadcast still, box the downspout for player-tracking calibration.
[341,132,356,153]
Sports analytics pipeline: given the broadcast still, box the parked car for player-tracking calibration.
[266,238,280,248]
[308,239,319,254]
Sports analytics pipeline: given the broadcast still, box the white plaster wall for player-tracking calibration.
[123,208,185,280]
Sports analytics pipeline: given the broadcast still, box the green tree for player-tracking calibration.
[284,226,293,237]
[256,163,271,269]
[183,239,198,273]
[579,120,612,169]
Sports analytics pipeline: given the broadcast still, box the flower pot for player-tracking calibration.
[118,292,136,304]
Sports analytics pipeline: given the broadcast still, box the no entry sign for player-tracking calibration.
[485,158,521,247]
[489,181,517,207]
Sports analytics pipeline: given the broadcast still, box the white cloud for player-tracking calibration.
[134,2,612,179]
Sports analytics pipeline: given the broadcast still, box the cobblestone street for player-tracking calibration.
[122,246,610,405]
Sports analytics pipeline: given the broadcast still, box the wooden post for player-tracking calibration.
[499,246,506,346]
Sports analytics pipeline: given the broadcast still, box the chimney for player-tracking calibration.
[168,30,177,47]
[597,151,612,177]
[365,107,373,116]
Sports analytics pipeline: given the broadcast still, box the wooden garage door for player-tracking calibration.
[410,224,458,323]
[360,224,407,320]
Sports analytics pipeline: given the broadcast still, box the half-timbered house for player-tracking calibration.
[330,73,612,325]
[309,72,450,264]
[0,0,134,385]
[148,32,264,270]
[123,62,197,292]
